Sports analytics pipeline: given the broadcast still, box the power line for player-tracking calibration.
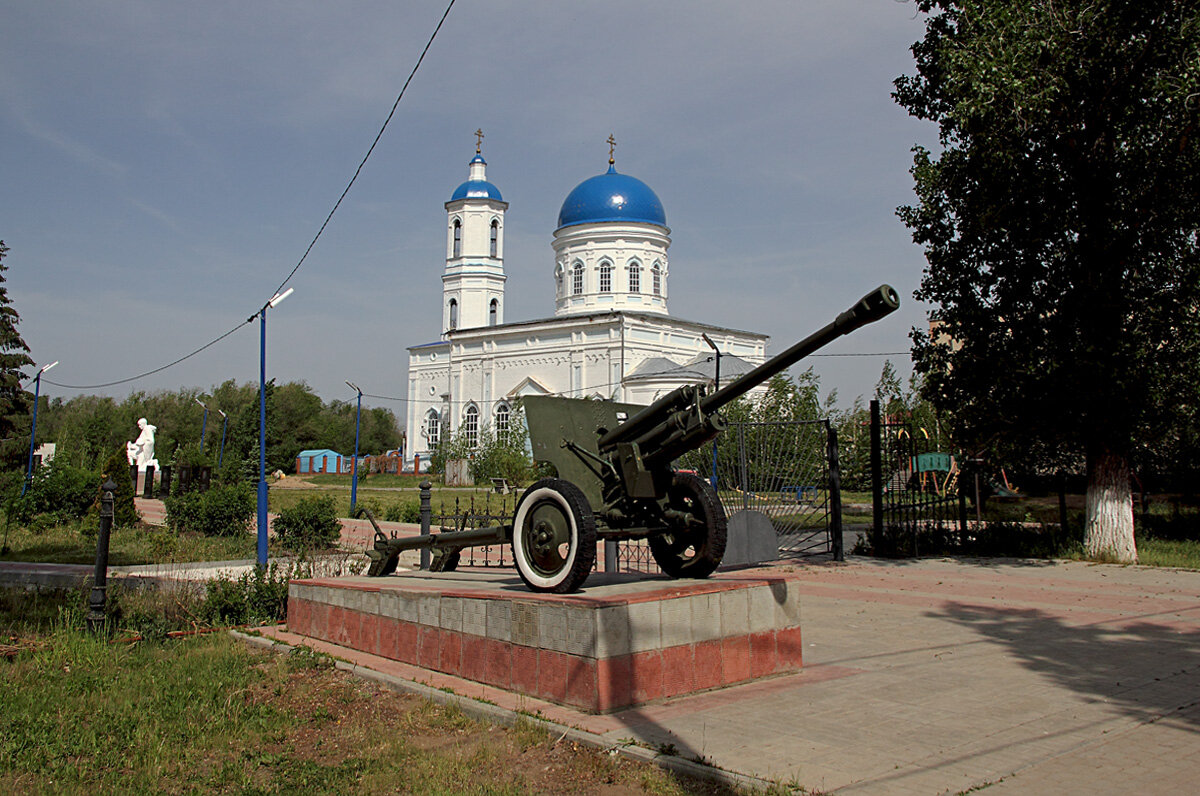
[44,320,252,390]
[269,0,458,299]
[42,0,459,392]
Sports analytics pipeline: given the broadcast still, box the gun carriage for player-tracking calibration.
[366,285,899,592]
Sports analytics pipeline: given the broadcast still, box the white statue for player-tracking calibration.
[125,441,139,466]
[132,418,159,471]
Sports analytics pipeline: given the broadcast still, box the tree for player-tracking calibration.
[895,2,1200,561]
[0,241,35,469]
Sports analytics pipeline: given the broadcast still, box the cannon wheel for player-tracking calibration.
[512,478,596,593]
[650,473,727,578]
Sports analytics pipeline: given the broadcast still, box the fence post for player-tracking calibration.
[827,421,844,561]
[87,480,116,633]
[419,480,432,571]
[738,424,750,511]
[869,400,883,541]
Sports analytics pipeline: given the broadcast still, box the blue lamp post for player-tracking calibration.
[702,334,721,491]
[216,409,228,469]
[195,397,208,453]
[257,287,293,567]
[22,360,58,497]
[345,380,362,513]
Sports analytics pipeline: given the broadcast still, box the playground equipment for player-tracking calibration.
[366,284,900,592]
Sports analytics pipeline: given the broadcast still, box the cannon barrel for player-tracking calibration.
[597,284,899,456]
[700,283,900,415]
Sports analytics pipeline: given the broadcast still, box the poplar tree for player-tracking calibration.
[0,241,35,469]
[895,2,1200,562]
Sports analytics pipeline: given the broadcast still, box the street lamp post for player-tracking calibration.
[195,397,208,453]
[257,288,293,567]
[346,381,362,513]
[23,361,58,497]
[702,334,721,491]
[216,409,228,469]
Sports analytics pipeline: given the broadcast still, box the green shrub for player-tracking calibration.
[9,461,101,525]
[198,564,290,625]
[272,495,341,552]
[164,483,254,537]
[384,500,421,523]
[99,449,139,527]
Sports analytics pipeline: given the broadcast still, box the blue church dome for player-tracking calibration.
[557,165,667,230]
[449,155,504,201]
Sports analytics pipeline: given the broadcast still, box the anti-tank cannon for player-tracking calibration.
[366,284,899,592]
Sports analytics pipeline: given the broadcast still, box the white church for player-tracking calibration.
[405,140,771,462]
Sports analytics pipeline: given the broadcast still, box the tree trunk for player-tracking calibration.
[1084,448,1137,563]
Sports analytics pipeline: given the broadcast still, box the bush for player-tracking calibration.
[99,449,139,527]
[9,461,101,525]
[384,500,421,523]
[164,483,254,537]
[198,564,290,625]
[272,495,341,552]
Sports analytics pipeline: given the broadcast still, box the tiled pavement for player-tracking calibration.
[261,557,1200,794]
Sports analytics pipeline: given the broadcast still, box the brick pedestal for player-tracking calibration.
[287,570,802,714]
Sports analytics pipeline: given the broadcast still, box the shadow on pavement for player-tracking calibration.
[928,600,1200,730]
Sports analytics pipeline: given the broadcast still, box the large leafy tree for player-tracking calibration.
[896,2,1200,561]
[0,241,36,469]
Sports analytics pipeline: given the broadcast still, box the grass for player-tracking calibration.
[0,597,746,795]
[1132,537,1200,569]
[0,520,256,566]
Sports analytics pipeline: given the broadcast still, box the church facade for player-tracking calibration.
[405,144,770,462]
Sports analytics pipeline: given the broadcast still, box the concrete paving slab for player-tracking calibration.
[259,556,1200,793]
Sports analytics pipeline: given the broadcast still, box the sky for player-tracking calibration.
[1,0,940,424]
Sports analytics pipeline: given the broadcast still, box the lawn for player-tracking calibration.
[0,591,754,796]
[0,521,256,566]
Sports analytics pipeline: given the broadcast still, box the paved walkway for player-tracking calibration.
[259,557,1200,794]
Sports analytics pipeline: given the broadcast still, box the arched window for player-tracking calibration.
[463,405,479,448]
[555,264,564,295]
[652,262,662,296]
[448,299,458,330]
[599,261,613,293]
[489,299,498,326]
[452,220,462,258]
[425,409,441,447]
[490,220,499,258]
[572,262,584,295]
[494,402,510,436]
[628,261,641,293]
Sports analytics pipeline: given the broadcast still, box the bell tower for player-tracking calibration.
[442,131,508,335]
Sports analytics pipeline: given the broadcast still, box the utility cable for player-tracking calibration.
[42,0,459,392]
[269,0,458,299]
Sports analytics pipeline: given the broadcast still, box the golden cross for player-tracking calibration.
[607,134,616,165]
[475,128,485,154]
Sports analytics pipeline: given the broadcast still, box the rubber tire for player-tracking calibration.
[512,478,597,593]
[649,472,728,579]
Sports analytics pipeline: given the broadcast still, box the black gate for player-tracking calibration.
[611,418,843,573]
[869,400,961,555]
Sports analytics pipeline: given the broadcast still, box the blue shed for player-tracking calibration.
[295,449,349,475]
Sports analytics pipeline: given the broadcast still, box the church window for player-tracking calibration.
[426,409,441,447]
[464,405,479,448]
[599,262,613,293]
[628,261,641,293]
[490,220,499,257]
[572,262,584,295]
[489,299,498,326]
[652,263,662,296]
[495,402,510,436]
[448,299,458,330]
[452,220,462,258]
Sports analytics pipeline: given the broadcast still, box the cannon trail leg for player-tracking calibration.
[512,478,596,593]
[650,472,727,578]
